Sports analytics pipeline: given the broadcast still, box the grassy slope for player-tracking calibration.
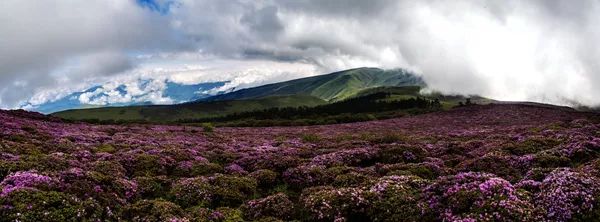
[53,95,326,122]
[203,67,425,102]
[53,67,425,122]
[352,86,494,109]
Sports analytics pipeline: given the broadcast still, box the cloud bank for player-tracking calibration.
[2,0,600,108]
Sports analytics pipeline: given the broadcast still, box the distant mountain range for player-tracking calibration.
[52,67,441,123]
[27,80,228,114]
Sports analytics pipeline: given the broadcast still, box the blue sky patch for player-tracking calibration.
[136,0,175,14]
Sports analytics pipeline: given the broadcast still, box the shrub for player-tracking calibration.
[310,148,379,167]
[367,175,428,222]
[301,133,321,143]
[128,154,169,177]
[185,206,244,222]
[376,159,451,180]
[0,170,55,197]
[210,174,257,207]
[458,154,524,182]
[300,186,371,221]
[535,168,600,221]
[533,153,571,168]
[210,207,244,222]
[560,139,600,164]
[0,190,97,222]
[333,171,371,187]
[170,177,212,208]
[173,160,223,177]
[249,169,278,189]
[123,199,187,222]
[378,145,427,164]
[364,132,407,144]
[135,176,170,199]
[201,123,215,133]
[185,206,212,222]
[57,168,127,217]
[224,164,248,175]
[241,193,294,220]
[283,165,328,189]
[421,172,536,221]
[235,153,301,173]
[503,138,562,155]
[95,144,116,153]
[90,160,126,178]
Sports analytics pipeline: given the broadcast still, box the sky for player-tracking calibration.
[1,0,600,109]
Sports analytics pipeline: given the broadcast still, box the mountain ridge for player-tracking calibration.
[52,67,428,122]
[200,67,425,102]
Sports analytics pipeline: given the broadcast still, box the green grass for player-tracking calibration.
[53,95,326,123]
[203,67,425,102]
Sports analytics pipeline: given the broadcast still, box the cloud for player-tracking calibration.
[77,79,173,106]
[4,0,600,108]
[164,0,600,106]
[0,0,178,108]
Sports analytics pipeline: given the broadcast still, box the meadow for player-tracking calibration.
[1,104,600,221]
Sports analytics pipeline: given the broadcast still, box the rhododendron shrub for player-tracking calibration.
[249,169,278,189]
[0,170,54,196]
[422,172,536,221]
[367,175,429,222]
[209,174,257,207]
[241,193,293,220]
[535,169,600,221]
[170,177,212,208]
[300,186,372,221]
[378,145,428,164]
[122,199,187,222]
[1,105,600,220]
[0,190,100,221]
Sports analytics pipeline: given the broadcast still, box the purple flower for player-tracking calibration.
[0,171,54,197]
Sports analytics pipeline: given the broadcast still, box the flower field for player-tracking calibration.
[1,104,600,221]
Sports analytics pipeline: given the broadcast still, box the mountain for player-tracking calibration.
[26,80,227,114]
[202,67,424,102]
[52,67,428,123]
[54,94,326,123]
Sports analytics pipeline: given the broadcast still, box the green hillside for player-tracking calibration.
[52,67,426,123]
[53,95,326,123]
[203,67,425,102]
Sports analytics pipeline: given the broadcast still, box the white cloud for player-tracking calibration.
[4,0,600,109]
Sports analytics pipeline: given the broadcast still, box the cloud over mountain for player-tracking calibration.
[2,0,600,108]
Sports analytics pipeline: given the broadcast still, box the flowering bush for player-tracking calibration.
[422,172,536,221]
[134,176,170,199]
[283,165,328,189]
[122,199,187,222]
[173,161,223,177]
[367,175,428,221]
[310,148,379,167]
[378,145,428,164]
[300,186,371,221]
[0,170,55,197]
[458,154,525,182]
[249,169,278,188]
[535,168,600,221]
[170,177,212,208]
[0,190,97,221]
[241,193,293,220]
[209,174,257,207]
